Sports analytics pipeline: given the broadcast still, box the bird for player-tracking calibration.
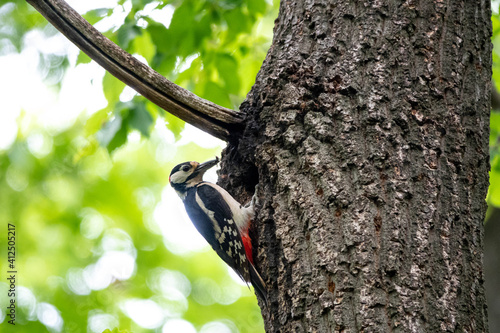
[169,157,267,304]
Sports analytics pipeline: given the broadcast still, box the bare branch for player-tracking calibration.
[26,0,244,141]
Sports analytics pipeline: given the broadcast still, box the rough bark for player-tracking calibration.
[220,0,491,332]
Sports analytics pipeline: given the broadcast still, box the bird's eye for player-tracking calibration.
[182,166,191,172]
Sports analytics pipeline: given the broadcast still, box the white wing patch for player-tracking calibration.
[195,191,221,234]
[194,183,250,281]
[194,188,241,249]
[201,183,254,232]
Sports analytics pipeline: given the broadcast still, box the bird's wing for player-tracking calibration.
[193,183,250,281]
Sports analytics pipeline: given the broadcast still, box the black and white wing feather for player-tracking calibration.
[185,183,250,281]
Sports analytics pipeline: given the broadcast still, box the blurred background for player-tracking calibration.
[1,0,500,332]
[0,0,278,332]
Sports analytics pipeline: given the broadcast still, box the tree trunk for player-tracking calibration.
[220,1,491,332]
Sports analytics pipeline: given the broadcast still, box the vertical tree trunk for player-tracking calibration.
[220,0,491,331]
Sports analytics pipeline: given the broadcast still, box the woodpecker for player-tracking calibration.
[169,157,267,304]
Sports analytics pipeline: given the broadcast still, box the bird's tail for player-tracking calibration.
[249,263,268,307]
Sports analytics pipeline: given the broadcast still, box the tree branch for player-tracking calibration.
[26,0,244,141]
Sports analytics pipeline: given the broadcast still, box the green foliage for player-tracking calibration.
[0,1,71,89]
[0,0,47,52]
[97,100,154,153]
[91,0,278,152]
[0,0,279,332]
[0,118,264,332]
[489,8,500,207]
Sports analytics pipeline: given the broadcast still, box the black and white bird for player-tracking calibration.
[169,158,267,304]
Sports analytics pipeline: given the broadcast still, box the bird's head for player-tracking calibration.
[169,157,219,194]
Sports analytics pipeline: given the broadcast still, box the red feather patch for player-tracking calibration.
[241,232,254,265]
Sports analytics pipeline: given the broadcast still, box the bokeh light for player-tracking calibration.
[37,303,63,332]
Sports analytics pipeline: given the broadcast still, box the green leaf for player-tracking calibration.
[131,30,156,63]
[169,1,195,37]
[194,13,213,47]
[217,0,244,10]
[132,0,155,10]
[83,8,111,25]
[215,53,240,94]
[76,51,91,65]
[493,13,500,38]
[117,20,142,49]
[491,112,500,140]
[128,103,153,137]
[203,81,232,108]
[223,8,251,41]
[146,21,172,54]
[491,112,500,162]
[165,112,185,140]
[96,115,128,153]
[85,108,109,136]
[247,0,267,15]
[168,1,195,56]
[489,166,500,207]
[103,71,126,106]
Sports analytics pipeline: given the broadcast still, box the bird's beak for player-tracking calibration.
[195,157,219,175]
